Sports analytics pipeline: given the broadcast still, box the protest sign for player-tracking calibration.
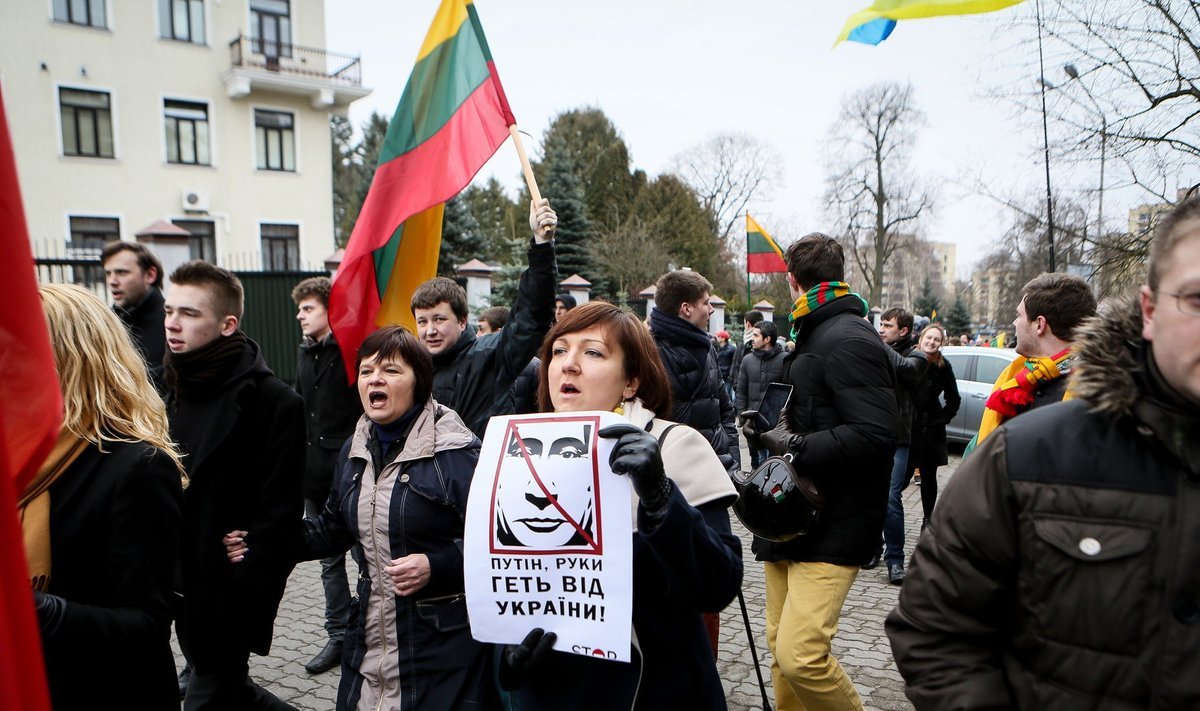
[464,411,633,662]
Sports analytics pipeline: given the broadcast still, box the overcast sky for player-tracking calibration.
[326,1,1137,279]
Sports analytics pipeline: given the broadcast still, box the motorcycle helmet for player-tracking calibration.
[732,454,824,542]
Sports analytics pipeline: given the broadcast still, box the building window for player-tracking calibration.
[254,110,295,171]
[53,0,106,28]
[59,88,114,158]
[164,100,211,165]
[250,0,291,60]
[67,215,118,284]
[261,223,299,271]
[172,219,216,263]
[158,0,205,44]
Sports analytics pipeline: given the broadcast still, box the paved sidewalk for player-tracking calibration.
[175,457,959,710]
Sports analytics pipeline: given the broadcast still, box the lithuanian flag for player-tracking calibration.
[746,214,787,274]
[330,0,515,381]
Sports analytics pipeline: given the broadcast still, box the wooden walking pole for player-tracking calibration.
[509,124,542,204]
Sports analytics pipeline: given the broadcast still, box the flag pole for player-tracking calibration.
[509,125,542,203]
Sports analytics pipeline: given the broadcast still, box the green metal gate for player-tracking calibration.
[235,270,325,385]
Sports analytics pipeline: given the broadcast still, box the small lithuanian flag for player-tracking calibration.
[747,214,787,274]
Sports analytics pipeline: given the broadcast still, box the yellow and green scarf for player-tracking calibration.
[788,282,868,338]
[972,348,1074,448]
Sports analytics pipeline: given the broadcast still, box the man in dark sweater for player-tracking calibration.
[164,261,304,710]
[291,276,362,674]
[102,240,166,368]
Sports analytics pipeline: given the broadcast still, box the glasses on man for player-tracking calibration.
[1157,289,1200,317]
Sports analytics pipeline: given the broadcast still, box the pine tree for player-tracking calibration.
[943,295,972,337]
[438,195,487,277]
[540,142,593,285]
[913,276,941,318]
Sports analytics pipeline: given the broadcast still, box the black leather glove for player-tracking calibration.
[498,628,557,690]
[598,424,672,513]
[739,410,766,449]
[33,590,68,636]
[761,426,803,458]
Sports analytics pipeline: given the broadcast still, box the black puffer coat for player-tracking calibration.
[909,358,960,466]
[432,239,556,436]
[735,343,787,415]
[887,297,1200,710]
[648,308,741,475]
[752,296,899,565]
[883,334,927,445]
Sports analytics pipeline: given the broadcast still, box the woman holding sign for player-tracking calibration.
[224,326,491,711]
[498,300,743,709]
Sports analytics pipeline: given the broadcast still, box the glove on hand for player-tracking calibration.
[598,423,671,513]
[33,590,68,636]
[761,426,803,458]
[499,628,558,690]
[739,410,765,449]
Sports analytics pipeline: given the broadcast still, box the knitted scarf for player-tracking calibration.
[20,431,89,591]
[974,347,1074,446]
[788,282,868,338]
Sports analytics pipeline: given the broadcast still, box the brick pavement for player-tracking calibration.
[174,455,961,710]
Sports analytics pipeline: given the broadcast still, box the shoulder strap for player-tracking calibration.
[653,422,681,447]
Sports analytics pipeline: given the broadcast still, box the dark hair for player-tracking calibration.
[356,326,433,406]
[291,276,331,307]
[654,270,712,316]
[785,233,844,290]
[101,241,164,288]
[744,310,764,326]
[536,300,672,415]
[479,306,509,331]
[1149,196,1200,291]
[169,260,243,321]
[881,307,914,336]
[1021,272,1096,341]
[756,321,778,342]
[411,277,468,321]
[555,293,577,310]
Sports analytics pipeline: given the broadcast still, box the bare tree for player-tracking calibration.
[671,133,783,253]
[589,217,674,299]
[824,81,934,307]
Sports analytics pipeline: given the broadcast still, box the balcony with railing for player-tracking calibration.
[222,35,371,109]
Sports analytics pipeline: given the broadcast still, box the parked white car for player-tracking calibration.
[939,346,1018,444]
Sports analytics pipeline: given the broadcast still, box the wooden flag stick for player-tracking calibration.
[509,124,542,204]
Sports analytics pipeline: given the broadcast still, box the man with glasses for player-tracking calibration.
[887,195,1200,708]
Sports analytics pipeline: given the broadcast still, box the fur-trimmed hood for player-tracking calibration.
[1070,294,1143,415]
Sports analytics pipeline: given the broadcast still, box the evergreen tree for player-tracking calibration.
[438,195,487,277]
[943,295,972,337]
[540,142,593,285]
[534,108,639,232]
[461,177,520,262]
[331,115,358,247]
[913,276,941,318]
[630,174,719,278]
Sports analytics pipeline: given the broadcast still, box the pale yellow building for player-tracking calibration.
[1,0,369,270]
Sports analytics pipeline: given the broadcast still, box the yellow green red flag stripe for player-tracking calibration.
[746,214,787,274]
[330,0,515,382]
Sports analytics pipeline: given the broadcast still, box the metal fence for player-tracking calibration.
[32,243,324,385]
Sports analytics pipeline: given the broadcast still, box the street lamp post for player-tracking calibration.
[1064,63,1106,254]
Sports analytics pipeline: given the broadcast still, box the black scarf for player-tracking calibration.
[649,308,711,350]
[164,331,250,400]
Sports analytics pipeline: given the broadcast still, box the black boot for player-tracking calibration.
[178,663,192,700]
[305,639,343,674]
[861,544,883,570]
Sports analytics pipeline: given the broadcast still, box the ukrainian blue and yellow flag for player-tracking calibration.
[836,0,1026,46]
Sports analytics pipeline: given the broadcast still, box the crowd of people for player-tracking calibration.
[22,193,1200,710]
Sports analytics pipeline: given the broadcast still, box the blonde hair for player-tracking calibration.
[39,284,186,483]
[919,323,947,367]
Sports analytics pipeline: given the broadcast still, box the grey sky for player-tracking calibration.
[326,1,1120,279]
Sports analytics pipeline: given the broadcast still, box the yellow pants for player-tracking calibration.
[764,560,864,711]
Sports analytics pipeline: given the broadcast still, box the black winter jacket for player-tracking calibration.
[433,239,556,436]
[884,334,927,445]
[887,297,1200,710]
[296,333,362,502]
[735,343,787,415]
[40,442,182,710]
[114,286,166,369]
[166,335,305,669]
[753,296,899,565]
[909,358,960,466]
[716,341,737,385]
[648,308,741,474]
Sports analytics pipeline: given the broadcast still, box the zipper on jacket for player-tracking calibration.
[367,476,389,711]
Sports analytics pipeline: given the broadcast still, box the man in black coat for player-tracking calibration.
[102,240,167,368]
[648,269,741,476]
[729,309,764,402]
[164,261,304,711]
[743,233,898,711]
[412,199,558,437]
[735,320,786,469]
[291,276,362,674]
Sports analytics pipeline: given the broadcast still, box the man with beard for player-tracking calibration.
[102,240,166,368]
